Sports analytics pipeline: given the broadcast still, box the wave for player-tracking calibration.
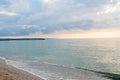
[75,67,120,80]
[0,56,46,80]
[0,56,118,80]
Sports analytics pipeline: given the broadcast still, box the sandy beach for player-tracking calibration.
[0,59,43,80]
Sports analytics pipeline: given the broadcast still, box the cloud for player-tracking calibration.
[0,11,17,16]
[18,25,40,29]
[97,0,120,15]
[42,0,50,4]
[29,28,120,38]
[0,0,120,37]
[0,0,11,8]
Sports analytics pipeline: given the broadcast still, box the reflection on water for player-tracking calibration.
[0,38,120,75]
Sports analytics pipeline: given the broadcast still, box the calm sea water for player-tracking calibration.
[0,38,120,80]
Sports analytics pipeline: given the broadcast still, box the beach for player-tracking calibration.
[0,59,43,80]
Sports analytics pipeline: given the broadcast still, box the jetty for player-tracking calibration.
[0,38,45,41]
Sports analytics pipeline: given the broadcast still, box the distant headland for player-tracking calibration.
[0,38,45,41]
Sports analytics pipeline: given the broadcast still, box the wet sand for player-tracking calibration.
[0,59,44,80]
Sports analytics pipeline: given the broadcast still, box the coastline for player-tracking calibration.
[0,59,44,80]
[0,38,45,41]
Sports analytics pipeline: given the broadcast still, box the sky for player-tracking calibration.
[0,0,120,38]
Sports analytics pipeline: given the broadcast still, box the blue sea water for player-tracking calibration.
[0,38,120,80]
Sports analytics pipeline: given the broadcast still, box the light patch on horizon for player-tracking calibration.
[1,28,120,39]
[0,11,17,16]
[29,28,120,39]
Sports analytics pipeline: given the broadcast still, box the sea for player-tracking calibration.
[0,38,120,80]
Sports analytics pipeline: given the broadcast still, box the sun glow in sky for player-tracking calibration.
[0,0,120,38]
[30,28,120,38]
[42,0,49,3]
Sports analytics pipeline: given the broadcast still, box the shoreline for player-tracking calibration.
[0,57,119,80]
[0,59,44,80]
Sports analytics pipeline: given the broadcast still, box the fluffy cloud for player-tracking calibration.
[97,0,120,14]
[0,0,120,38]
[0,10,17,16]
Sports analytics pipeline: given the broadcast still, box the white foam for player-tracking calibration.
[5,59,46,80]
[0,56,6,60]
[1,57,110,80]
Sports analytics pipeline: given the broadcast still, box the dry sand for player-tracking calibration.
[0,59,44,80]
